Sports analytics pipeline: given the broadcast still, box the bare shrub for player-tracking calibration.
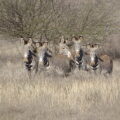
[0,0,119,42]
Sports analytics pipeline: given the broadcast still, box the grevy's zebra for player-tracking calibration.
[58,35,86,70]
[72,35,86,70]
[58,36,113,75]
[84,43,113,75]
[21,37,113,77]
[37,40,75,77]
[22,38,38,77]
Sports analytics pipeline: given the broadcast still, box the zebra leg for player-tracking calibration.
[96,65,102,75]
[24,61,32,79]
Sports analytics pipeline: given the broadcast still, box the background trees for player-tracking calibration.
[0,0,119,43]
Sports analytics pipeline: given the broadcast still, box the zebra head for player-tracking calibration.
[21,37,39,75]
[21,38,37,63]
[37,41,52,66]
[87,43,99,68]
[59,36,73,52]
[59,39,73,59]
[72,35,84,68]
[72,35,84,55]
[59,36,68,53]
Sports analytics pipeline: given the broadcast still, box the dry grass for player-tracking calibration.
[0,39,120,120]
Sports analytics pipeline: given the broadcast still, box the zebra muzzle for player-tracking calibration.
[90,62,96,66]
[23,57,28,62]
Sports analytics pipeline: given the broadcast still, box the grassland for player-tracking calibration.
[0,39,120,120]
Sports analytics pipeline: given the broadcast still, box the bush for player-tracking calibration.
[0,0,119,43]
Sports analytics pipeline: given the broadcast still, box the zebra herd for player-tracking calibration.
[21,36,113,78]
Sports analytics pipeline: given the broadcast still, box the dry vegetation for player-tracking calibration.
[0,0,119,40]
[0,38,120,120]
[0,0,120,119]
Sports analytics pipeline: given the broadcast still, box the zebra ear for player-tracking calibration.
[86,43,91,49]
[21,38,29,45]
[42,41,48,47]
[97,44,103,49]
[60,36,66,44]
[20,38,23,42]
[20,38,24,45]
[94,44,99,50]
[78,35,84,42]
[72,36,77,42]
[28,38,33,44]
[72,36,80,43]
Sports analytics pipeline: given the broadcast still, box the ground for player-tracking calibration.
[0,39,120,120]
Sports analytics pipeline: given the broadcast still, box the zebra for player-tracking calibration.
[58,35,87,71]
[37,40,75,77]
[21,38,39,77]
[84,43,113,75]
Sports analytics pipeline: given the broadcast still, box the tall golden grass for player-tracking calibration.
[0,39,120,120]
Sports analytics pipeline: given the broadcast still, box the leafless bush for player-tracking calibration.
[0,0,119,42]
[0,0,55,38]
